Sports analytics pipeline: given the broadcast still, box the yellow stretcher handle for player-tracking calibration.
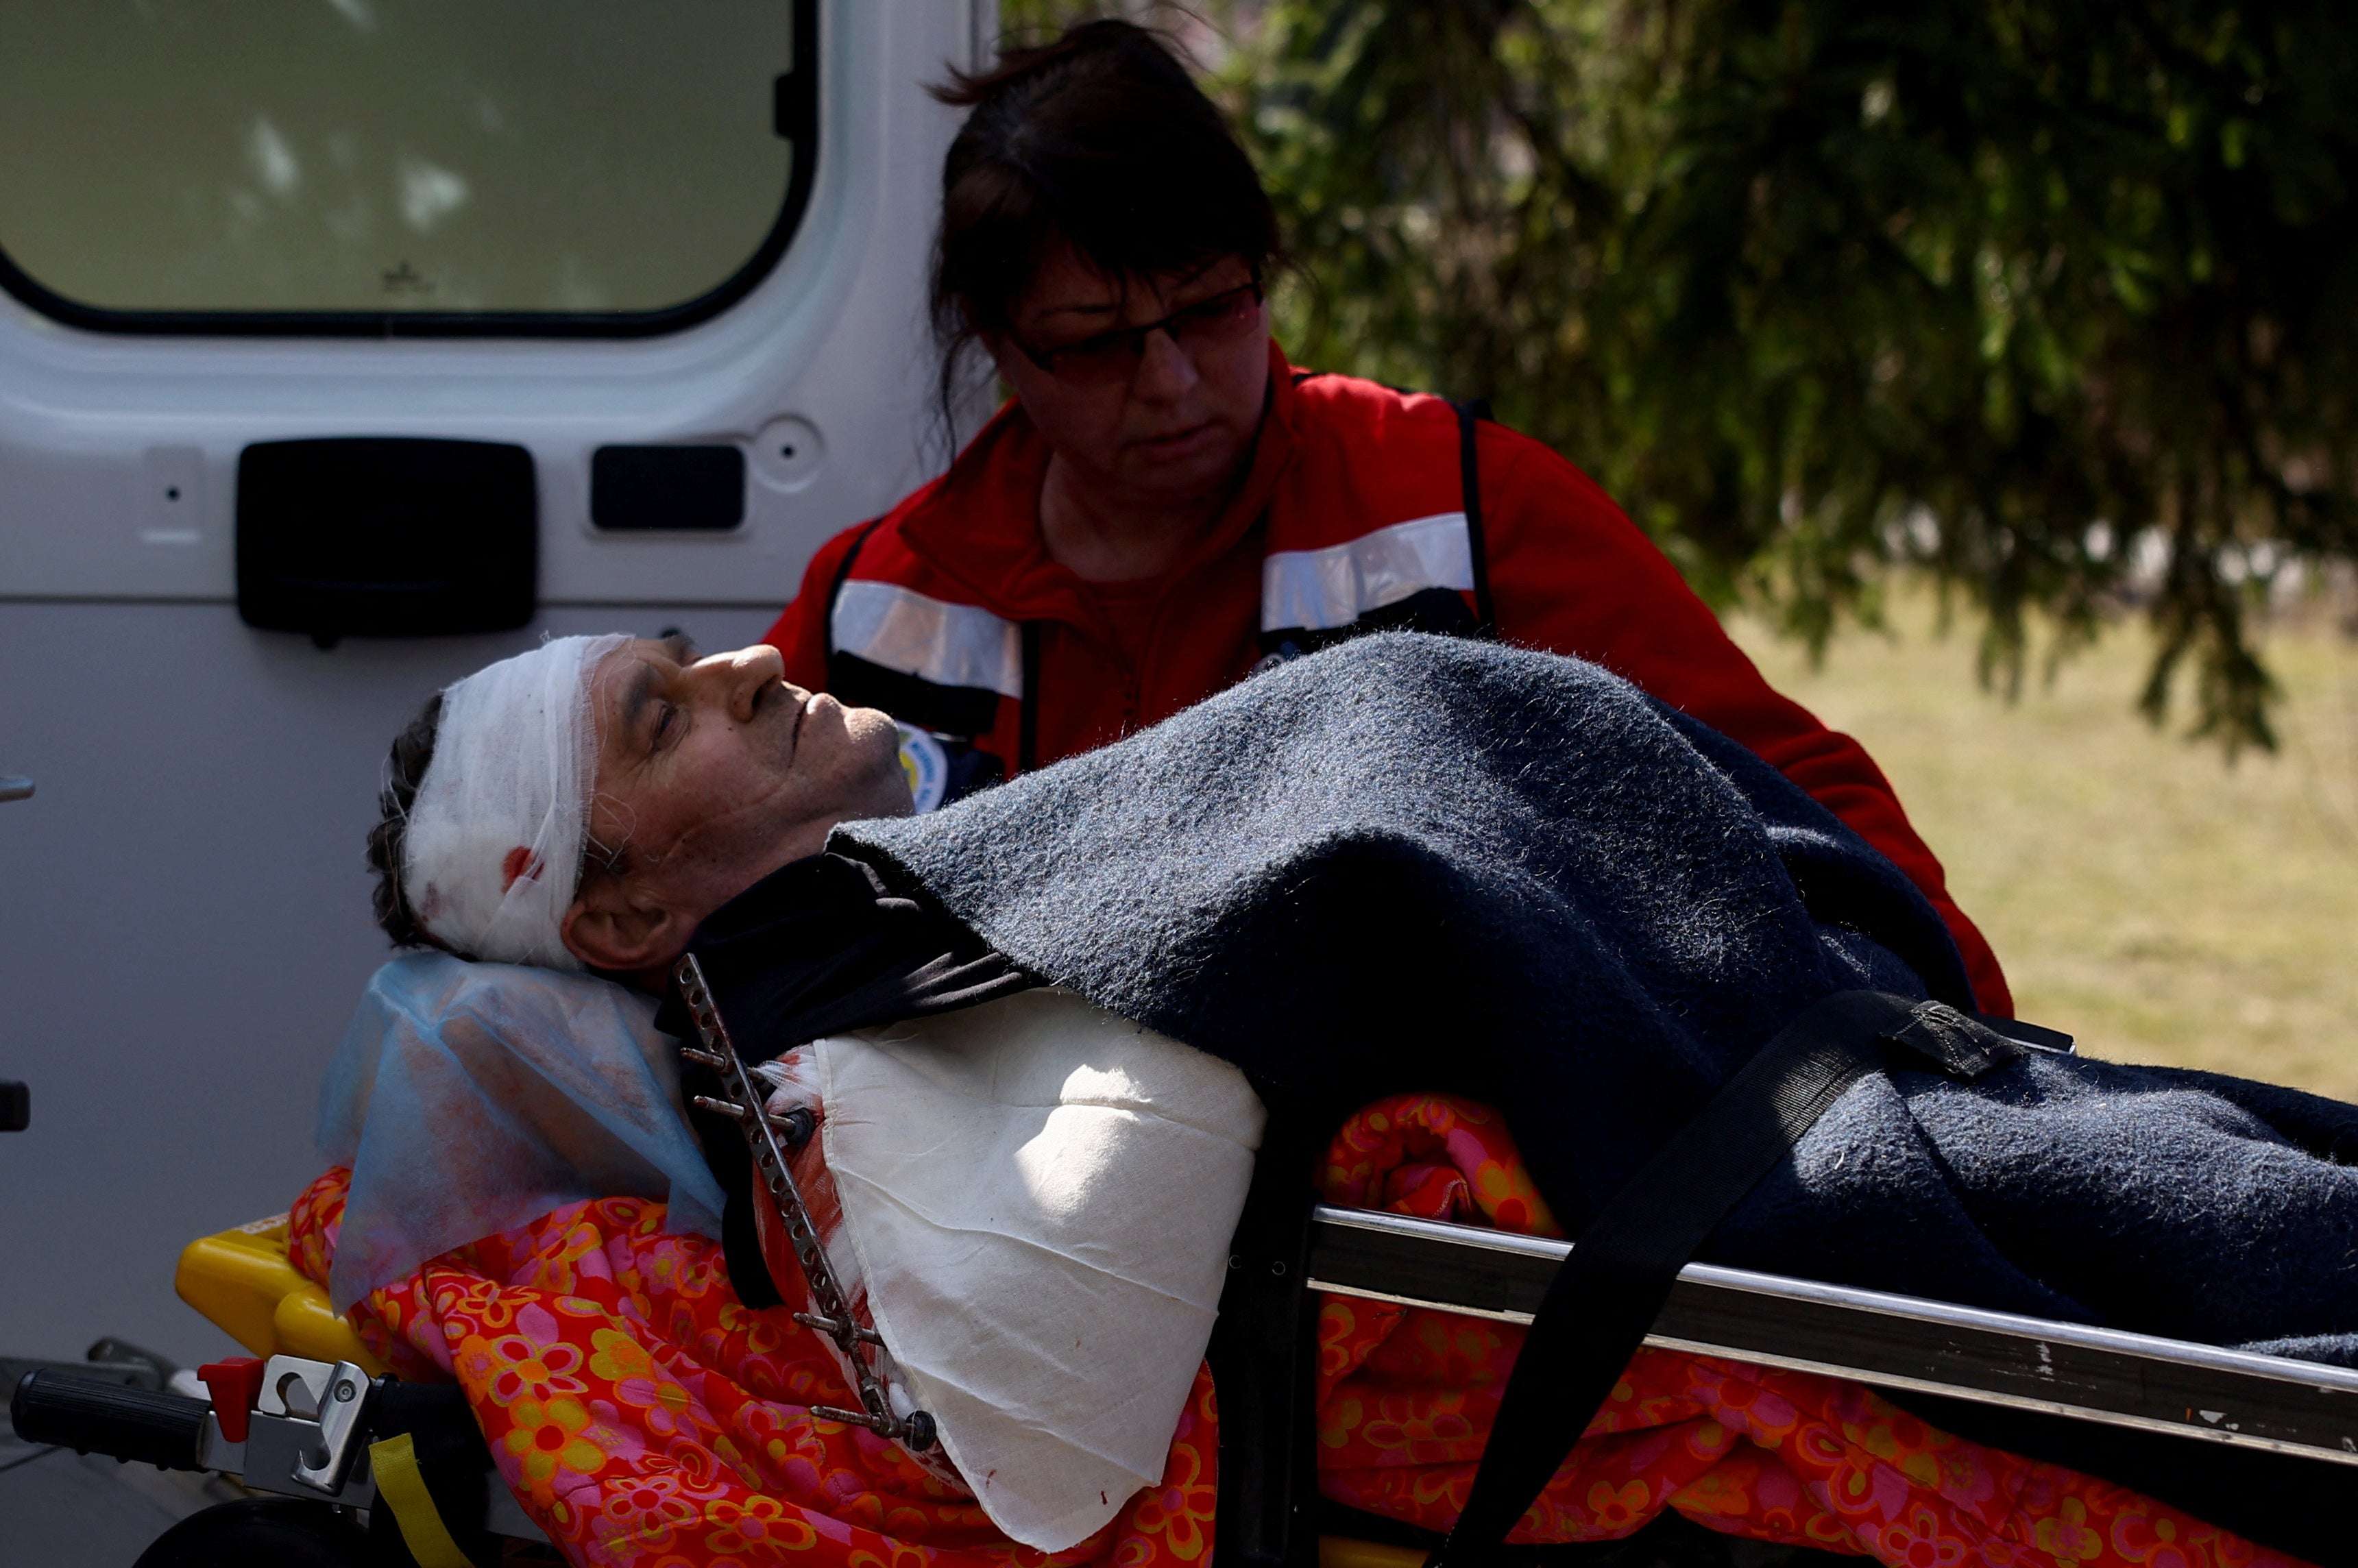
[173,1214,386,1374]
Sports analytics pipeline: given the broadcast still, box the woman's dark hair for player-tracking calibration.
[366,691,441,948]
[928,19,1282,436]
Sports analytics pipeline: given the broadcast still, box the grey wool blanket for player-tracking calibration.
[819,633,2358,1364]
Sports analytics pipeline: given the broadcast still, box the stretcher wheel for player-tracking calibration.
[132,1497,371,1567]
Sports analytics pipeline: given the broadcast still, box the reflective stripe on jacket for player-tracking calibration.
[764,346,2011,1012]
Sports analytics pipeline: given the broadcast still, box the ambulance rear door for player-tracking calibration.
[0,0,985,1362]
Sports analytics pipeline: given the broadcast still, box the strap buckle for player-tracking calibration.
[1882,1001,2074,1079]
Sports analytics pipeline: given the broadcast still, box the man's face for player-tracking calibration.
[559,636,910,974]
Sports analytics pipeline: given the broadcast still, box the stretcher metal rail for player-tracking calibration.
[1306,1205,2358,1467]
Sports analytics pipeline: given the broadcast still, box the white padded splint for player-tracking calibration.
[756,988,1265,1552]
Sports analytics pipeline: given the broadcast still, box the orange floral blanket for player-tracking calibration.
[288,1093,2290,1568]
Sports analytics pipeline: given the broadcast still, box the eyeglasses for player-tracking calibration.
[1010,280,1265,386]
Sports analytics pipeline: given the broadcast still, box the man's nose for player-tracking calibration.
[1132,326,1201,402]
[694,644,790,724]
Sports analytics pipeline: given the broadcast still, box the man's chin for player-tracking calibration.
[842,709,919,818]
[842,701,900,744]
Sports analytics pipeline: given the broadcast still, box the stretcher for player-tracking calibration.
[10,1186,2358,1566]
[12,965,2352,1565]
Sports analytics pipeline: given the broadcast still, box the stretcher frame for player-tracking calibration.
[19,1196,2358,1566]
[1308,1204,2358,1468]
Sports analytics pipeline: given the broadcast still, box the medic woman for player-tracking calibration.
[762,21,2010,1014]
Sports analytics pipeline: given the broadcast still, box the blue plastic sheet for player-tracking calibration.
[316,951,725,1311]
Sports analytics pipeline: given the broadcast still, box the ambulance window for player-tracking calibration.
[0,0,812,334]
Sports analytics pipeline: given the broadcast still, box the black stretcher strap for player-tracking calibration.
[1210,1091,1333,1568]
[1433,991,2022,1567]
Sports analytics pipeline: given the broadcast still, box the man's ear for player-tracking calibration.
[561,873,693,976]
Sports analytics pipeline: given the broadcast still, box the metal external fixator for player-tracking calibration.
[792,1312,884,1345]
[688,1094,817,1150]
[672,953,938,1452]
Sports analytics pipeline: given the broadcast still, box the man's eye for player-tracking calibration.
[652,704,679,750]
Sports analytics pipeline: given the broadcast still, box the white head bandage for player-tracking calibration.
[400,634,631,970]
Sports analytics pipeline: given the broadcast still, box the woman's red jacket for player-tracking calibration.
[764,352,2010,1012]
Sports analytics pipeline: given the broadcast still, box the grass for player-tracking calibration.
[1725,584,2358,1103]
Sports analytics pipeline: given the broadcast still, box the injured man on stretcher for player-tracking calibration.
[313,629,2358,1568]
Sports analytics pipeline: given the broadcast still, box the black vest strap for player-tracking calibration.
[820,515,887,664]
[823,514,1028,788]
[1432,992,2024,1567]
[1017,620,1042,774]
[1450,400,1498,635]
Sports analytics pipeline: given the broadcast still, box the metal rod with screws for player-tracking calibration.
[673,954,938,1452]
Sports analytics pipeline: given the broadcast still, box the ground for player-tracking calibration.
[1729,585,2358,1102]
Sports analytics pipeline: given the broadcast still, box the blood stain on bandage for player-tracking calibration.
[501,845,542,891]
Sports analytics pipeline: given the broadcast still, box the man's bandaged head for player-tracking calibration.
[400,634,629,970]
